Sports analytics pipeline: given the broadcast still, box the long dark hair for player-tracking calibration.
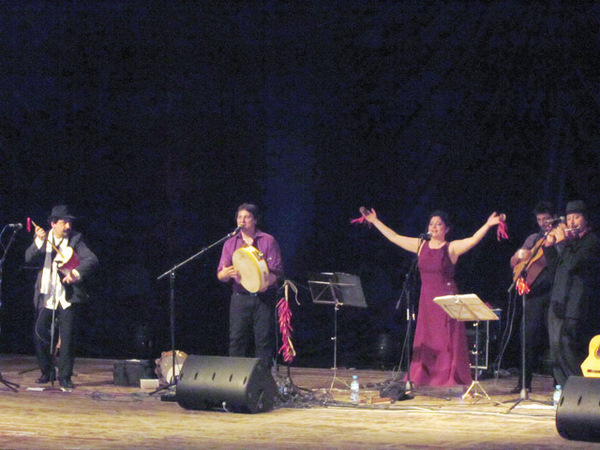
[427,210,452,233]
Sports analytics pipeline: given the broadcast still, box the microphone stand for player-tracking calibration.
[504,231,550,412]
[0,226,21,391]
[150,227,240,398]
[382,238,447,400]
[396,252,419,398]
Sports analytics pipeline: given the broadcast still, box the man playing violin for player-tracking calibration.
[25,205,99,389]
[544,200,600,386]
[509,201,556,393]
[217,203,283,369]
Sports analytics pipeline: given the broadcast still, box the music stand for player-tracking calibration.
[309,272,367,392]
[433,294,499,400]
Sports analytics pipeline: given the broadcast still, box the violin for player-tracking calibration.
[30,220,80,277]
[53,246,81,277]
[546,222,584,245]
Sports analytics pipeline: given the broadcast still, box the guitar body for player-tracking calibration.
[581,335,600,378]
[512,238,547,285]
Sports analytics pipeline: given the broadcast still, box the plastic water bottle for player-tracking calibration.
[553,385,562,410]
[350,375,360,404]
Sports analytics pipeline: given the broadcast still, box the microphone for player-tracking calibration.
[418,232,432,241]
[7,223,23,230]
[226,226,242,239]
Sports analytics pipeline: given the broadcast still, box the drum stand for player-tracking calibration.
[0,224,21,392]
[152,227,240,398]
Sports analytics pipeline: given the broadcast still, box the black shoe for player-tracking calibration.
[58,377,74,389]
[36,373,56,384]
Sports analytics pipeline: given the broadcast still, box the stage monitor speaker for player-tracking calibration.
[175,355,278,414]
[556,376,600,442]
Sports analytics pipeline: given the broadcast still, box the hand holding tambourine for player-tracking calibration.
[220,265,241,283]
[232,246,270,293]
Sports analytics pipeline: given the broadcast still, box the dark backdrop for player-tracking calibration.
[1,1,599,369]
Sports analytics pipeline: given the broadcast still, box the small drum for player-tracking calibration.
[55,246,80,275]
[232,245,270,293]
[155,350,188,385]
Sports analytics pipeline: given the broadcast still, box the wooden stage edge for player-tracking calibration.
[0,354,597,449]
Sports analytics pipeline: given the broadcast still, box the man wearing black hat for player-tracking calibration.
[25,205,99,389]
[544,200,600,386]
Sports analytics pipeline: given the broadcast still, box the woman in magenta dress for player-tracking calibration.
[362,209,502,387]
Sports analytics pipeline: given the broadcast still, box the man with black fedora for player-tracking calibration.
[25,205,99,389]
[544,200,600,386]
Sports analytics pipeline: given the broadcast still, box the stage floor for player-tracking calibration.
[0,355,595,449]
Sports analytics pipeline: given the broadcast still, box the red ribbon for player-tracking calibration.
[497,219,509,241]
[516,277,530,295]
[277,282,297,364]
[350,216,367,225]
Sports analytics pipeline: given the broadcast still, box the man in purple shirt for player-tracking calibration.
[217,203,283,368]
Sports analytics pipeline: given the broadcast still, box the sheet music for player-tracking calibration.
[433,294,499,321]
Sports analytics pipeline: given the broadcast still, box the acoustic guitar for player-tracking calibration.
[581,335,600,378]
[512,237,547,285]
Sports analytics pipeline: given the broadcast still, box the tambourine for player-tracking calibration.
[232,245,270,293]
[155,350,188,385]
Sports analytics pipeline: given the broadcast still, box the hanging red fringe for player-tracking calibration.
[350,215,367,225]
[351,207,373,227]
[277,281,298,364]
[497,216,509,241]
[516,277,530,295]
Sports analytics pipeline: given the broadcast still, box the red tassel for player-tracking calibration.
[516,277,530,295]
[277,284,296,364]
[497,219,509,241]
[350,216,367,225]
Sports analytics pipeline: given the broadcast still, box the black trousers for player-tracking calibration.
[34,304,78,378]
[548,310,588,387]
[519,293,550,388]
[229,292,274,368]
